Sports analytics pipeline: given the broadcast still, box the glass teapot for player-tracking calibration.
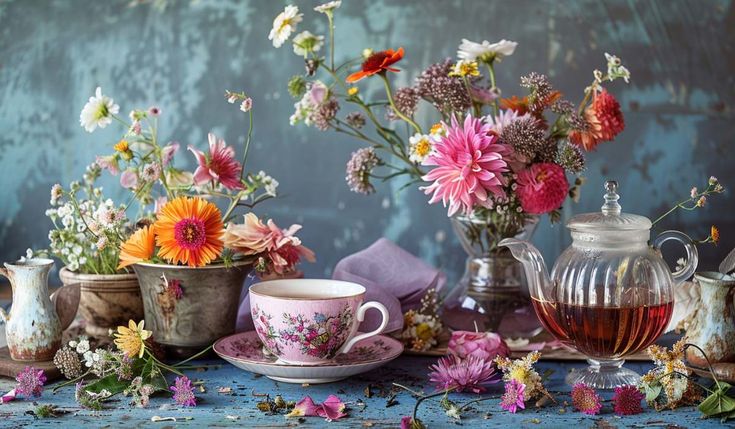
[500,181,698,389]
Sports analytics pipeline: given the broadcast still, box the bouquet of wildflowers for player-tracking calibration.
[271,1,631,253]
[71,86,313,274]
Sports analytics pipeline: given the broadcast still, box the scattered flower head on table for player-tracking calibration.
[170,376,197,407]
[15,367,46,399]
[495,351,552,403]
[448,330,509,361]
[571,382,602,415]
[286,394,348,421]
[639,339,701,410]
[500,378,526,413]
[612,384,645,416]
[429,354,498,393]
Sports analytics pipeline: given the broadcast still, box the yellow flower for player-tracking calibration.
[711,225,720,244]
[449,60,480,77]
[114,140,129,153]
[347,87,359,96]
[415,323,433,341]
[430,122,446,137]
[114,320,152,358]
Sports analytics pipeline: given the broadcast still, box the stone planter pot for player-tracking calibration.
[59,267,144,337]
[132,260,252,358]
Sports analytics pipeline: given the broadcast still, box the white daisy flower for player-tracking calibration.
[268,5,303,48]
[79,87,119,132]
[457,39,518,63]
[409,133,434,164]
[314,0,341,14]
[292,31,324,57]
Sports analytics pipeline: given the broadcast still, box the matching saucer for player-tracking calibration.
[214,331,403,384]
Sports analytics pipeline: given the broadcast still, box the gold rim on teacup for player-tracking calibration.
[250,279,366,301]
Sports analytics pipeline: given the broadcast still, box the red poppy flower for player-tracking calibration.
[346,48,404,83]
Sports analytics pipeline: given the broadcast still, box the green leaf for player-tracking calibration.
[698,388,735,417]
[84,373,129,397]
[642,382,662,402]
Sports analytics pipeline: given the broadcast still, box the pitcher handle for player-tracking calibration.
[0,267,9,322]
[339,301,389,354]
[653,230,699,285]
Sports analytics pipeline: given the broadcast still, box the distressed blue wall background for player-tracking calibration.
[0,0,732,284]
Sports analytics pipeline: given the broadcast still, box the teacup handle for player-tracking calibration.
[653,230,699,285]
[340,301,389,354]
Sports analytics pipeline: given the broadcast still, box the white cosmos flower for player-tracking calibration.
[314,0,341,13]
[79,87,119,132]
[457,39,518,63]
[292,31,324,56]
[408,133,434,164]
[269,5,303,48]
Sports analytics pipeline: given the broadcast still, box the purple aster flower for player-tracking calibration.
[345,147,380,194]
[500,379,526,413]
[571,382,602,415]
[170,376,196,407]
[428,355,498,393]
[15,366,46,398]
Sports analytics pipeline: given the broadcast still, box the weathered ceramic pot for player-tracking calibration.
[686,272,735,367]
[133,261,252,358]
[59,267,144,337]
[0,258,62,361]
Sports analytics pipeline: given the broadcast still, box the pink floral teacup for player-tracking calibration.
[249,279,389,365]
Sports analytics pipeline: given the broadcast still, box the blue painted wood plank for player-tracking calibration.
[0,357,727,428]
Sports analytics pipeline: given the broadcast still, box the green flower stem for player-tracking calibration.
[685,343,723,389]
[458,395,497,412]
[53,370,92,392]
[651,183,718,227]
[462,76,481,117]
[380,74,422,134]
[485,62,499,116]
[173,345,213,367]
[393,384,456,423]
[145,351,184,377]
[239,109,254,181]
[327,12,335,71]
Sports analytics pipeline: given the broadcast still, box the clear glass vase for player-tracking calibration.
[442,214,542,337]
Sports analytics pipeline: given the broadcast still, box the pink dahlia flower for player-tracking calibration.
[516,163,569,214]
[421,114,510,216]
[448,331,510,361]
[500,379,526,413]
[428,354,498,393]
[189,133,243,190]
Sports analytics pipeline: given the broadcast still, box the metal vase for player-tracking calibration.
[133,261,252,358]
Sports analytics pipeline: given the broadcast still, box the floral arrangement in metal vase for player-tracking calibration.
[270,1,631,253]
[69,86,314,274]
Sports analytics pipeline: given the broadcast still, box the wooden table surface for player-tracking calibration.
[0,355,726,428]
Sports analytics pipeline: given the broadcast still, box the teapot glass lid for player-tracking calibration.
[567,181,652,232]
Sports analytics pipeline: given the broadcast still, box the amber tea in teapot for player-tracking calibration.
[502,181,698,389]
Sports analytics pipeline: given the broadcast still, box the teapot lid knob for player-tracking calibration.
[601,180,622,215]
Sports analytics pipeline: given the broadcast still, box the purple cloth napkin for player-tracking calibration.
[235,238,445,334]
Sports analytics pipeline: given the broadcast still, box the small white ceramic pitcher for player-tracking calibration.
[0,258,62,361]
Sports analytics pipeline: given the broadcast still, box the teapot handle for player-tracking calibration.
[653,230,698,284]
[0,267,9,322]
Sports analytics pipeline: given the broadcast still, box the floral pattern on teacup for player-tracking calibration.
[278,306,354,359]
[252,304,282,355]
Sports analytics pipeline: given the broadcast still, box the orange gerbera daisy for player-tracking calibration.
[117,225,156,270]
[500,95,530,115]
[346,47,404,83]
[154,196,224,267]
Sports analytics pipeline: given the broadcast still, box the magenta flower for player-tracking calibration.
[428,354,498,393]
[170,376,196,407]
[571,382,602,415]
[400,416,413,429]
[448,331,510,361]
[189,133,243,190]
[287,395,321,418]
[500,379,526,413]
[286,395,347,421]
[421,114,510,217]
[515,162,569,214]
[612,385,645,416]
[15,367,46,398]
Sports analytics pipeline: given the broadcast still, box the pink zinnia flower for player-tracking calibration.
[612,385,644,416]
[516,163,569,214]
[428,354,498,393]
[189,133,243,190]
[421,114,509,217]
[15,367,46,399]
[500,379,525,413]
[448,331,510,361]
[170,375,196,407]
[571,382,602,415]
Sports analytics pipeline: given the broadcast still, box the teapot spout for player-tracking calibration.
[499,238,551,300]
